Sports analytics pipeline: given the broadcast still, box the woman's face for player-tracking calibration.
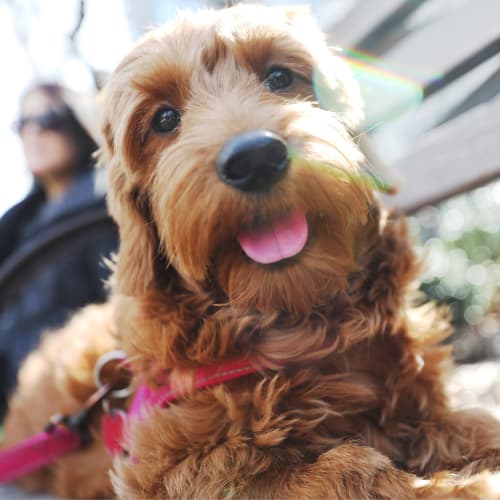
[19,90,77,180]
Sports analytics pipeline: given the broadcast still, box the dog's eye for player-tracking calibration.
[152,107,181,134]
[264,67,294,92]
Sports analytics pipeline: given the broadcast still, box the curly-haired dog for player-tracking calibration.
[3,4,500,498]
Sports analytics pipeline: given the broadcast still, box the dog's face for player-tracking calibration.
[103,4,378,316]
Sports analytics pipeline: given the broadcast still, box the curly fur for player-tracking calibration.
[3,4,500,498]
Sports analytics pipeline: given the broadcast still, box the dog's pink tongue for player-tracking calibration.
[237,211,308,264]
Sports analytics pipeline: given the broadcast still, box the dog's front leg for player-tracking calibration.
[111,439,500,499]
[452,410,500,476]
[251,444,417,499]
[408,409,500,476]
[271,444,500,500]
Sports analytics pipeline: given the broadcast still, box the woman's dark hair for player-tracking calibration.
[22,83,98,173]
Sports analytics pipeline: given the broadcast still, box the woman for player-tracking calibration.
[0,83,118,418]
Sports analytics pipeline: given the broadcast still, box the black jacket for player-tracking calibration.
[0,171,118,418]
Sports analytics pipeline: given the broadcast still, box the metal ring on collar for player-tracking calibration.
[93,350,132,400]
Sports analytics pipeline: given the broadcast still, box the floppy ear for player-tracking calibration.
[347,208,422,330]
[100,118,158,297]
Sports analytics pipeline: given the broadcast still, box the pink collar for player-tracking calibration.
[130,356,257,413]
[102,356,258,455]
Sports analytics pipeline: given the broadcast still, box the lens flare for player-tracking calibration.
[314,48,438,130]
[288,148,394,194]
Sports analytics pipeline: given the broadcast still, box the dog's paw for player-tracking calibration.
[312,445,415,499]
[415,470,500,499]
[460,449,500,475]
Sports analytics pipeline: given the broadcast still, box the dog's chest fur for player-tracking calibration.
[121,327,440,483]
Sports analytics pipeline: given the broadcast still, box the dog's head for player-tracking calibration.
[102,4,380,317]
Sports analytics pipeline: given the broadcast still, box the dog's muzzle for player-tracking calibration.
[216,130,289,192]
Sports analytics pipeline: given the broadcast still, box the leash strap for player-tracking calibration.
[0,383,113,484]
[0,426,81,484]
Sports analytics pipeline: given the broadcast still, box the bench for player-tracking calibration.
[327,0,500,212]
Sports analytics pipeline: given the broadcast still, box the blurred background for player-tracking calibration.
[0,0,499,404]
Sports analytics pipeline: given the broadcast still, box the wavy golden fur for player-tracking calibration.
[3,4,500,498]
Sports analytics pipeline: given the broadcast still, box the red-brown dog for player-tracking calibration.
[3,4,500,498]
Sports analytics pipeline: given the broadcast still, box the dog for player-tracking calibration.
[3,4,500,498]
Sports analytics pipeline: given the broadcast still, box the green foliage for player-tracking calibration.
[409,179,500,361]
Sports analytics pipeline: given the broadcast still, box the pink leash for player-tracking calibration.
[0,427,81,483]
[0,382,112,484]
[0,356,258,481]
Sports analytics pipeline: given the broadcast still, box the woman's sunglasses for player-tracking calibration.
[12,108,72,134]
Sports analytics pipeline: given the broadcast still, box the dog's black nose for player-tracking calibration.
[216,130,289,192]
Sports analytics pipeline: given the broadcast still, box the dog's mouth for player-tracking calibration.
[237,211,308,264]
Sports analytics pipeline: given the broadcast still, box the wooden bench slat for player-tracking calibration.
[368,55,500,165]
[436,65,500,125]
[383,95,500,212]
[377,0,500,91]
[327,0,416,49]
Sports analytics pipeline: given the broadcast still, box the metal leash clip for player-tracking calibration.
[46,383,114,447]
[45,350,132,447]
[93,349,133,413]
[94,350,133,455]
